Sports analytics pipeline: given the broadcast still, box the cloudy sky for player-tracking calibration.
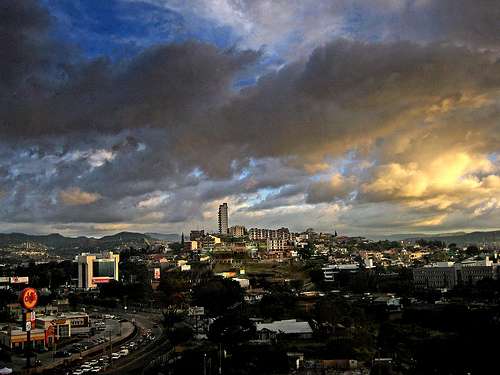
[1,0,500,237]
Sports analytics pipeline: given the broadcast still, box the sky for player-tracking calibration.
[1,0,500,237]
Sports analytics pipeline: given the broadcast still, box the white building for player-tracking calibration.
[256,319,313,341]
[77,252,119,289]
[249,227,291,241]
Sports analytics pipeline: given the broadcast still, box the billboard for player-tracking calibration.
[154,268,161,280]
[92,277,111,284]
[11,276,29,284]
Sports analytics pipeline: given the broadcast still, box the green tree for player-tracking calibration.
[192,277,244,315]
[159,271,190,306]
[466,245,480,256]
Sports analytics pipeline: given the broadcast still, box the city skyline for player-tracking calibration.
[1,0,500,237]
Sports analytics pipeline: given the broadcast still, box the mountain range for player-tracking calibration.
[372,230,500,246]
[0,231,180,255]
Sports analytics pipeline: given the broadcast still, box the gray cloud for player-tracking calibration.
[1,0,500,235]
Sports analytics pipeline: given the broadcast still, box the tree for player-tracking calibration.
[192,277,244,315]
[208,313,255,344]
[259,286,297,320]
[158,271,190,306]
[309,267,325,289]
[169,242,184,253]
[298,242,314,259]
[168,326,193,345]
[99,279,124,299]
[466,245,480,256]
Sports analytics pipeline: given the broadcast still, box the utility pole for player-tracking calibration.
[109,330,113,367]
[20,288,38,370]
[219,343,222,375]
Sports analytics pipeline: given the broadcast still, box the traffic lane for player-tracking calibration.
[102,316,165,374]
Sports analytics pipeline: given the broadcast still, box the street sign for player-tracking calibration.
[189,306,205,316]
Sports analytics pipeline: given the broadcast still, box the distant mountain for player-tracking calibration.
[99,231,151,243]
[405,230,500,246]
[371,232,467,242]
[372,230,500,246]
[0,231,154,256]
[145,233,180,242]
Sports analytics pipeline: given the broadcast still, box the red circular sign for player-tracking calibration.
[20,288,38,310]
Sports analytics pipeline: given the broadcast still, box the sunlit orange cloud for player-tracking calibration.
[59,187,101,206]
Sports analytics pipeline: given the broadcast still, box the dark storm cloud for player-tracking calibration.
[1,43,259,138]
[2,0,500,234]
[1,0,52,91]
[398,0,500,49]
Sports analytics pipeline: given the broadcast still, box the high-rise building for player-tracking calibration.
[77,252,119,289]
[229,225,246,237]
[218,203,229,234]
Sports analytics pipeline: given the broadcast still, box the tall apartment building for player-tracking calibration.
[229,225,246,237]
[77,252,120,289]
[218,203,229,234]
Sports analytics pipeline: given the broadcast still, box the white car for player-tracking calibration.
[111,352,121,360]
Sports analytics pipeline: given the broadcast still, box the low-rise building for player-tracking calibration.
[36,312,90,338]
[249,227,291,241]
[0,326,46,350]
[322,263,359,282]
[256,319,313,341]
[413,257,500,289]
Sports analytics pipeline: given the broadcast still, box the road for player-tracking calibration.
[101,310,167,375]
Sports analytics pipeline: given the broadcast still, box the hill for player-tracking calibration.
[0,231,154,256]
[373,230,500,246]
[405,230,500,246]
[145,232,180,242]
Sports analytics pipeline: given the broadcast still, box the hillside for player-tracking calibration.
[374,230,500,246]
[405,230,500,246]
[0,231,154,256]
[145,232,180,242]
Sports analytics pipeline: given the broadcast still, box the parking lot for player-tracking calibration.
[9,315,134,373]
